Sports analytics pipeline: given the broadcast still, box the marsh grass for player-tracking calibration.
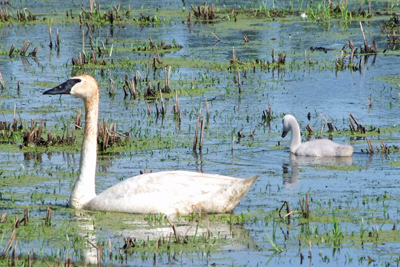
[0,209,254,265]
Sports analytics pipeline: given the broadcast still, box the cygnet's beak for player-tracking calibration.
[43,78,81,95]
[281,131,288,138]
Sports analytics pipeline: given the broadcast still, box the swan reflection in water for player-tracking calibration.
[72,211,253,266]
[283,154,354,189]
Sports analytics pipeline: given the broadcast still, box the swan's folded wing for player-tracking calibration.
[86,170,258,215]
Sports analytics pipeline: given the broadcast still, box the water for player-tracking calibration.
[1,0,400,266]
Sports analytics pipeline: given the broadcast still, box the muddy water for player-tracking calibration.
[1,0,400,266]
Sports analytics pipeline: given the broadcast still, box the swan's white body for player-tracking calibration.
[43,75,258,215]
[281,114,353,157]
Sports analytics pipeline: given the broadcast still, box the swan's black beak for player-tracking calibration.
[281,131,288,138]
[43,78,81,95]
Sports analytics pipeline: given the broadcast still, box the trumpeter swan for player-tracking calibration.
[43,75,258,215]
[281,114,353,157]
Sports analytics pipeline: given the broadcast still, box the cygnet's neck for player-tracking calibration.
[70,95,98,209]
[289,117,302,153]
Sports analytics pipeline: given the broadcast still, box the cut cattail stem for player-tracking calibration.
[211,32,220,41]
[193,110,201,150]
[199,118,204,150]
[306,124,314,134]
[237,70,241,94]
[205,98,210,120]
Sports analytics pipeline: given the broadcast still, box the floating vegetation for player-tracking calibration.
[8,40,39,58]
[362,138,399,154]
[0,6,37,22]
[133,13,161,23]
[305,0,374,21]
[98,118,129,151]
[0,109,128,151]
[190,3,219,21]
[381,14,400,47]
[261,101,275,123]
[72,50,108,66]
[132,38,182,53]
[78,0,125,25]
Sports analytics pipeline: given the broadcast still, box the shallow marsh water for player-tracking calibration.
[1,0,400,266]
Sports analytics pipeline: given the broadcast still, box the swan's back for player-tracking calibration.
[86,171,259,215]
[294,139,353,157]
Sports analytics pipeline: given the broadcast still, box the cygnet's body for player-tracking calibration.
[281,114,353,157]
[43,75,258,216]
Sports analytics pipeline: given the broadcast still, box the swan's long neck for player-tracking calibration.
[289,118,302,153]
[70,94,99,209]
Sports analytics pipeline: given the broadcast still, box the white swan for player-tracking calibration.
[281,114,353,157]
[43,75,258,216]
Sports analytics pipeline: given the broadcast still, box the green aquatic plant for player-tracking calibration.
[265,233,284,252]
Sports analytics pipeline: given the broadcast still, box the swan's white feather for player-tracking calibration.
[282,114,353,157]
[44,75,259,216]
[87,171,258,215]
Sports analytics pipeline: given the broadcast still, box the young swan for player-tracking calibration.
[43,75,259,216]
[281,114,353,157]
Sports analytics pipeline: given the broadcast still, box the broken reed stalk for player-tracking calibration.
[24,208,29,225]
[11,240,17,265]
[272,48,276,64]
[320,114,334,132]
[20,41,31,56]
[0,71,5,90]
[2,229,16,257]
[159,87,165,115]
[167,218,179,243]
[49,18,53,49]
[306,124,314,134]
[279,201,291,221]
[56,29,60,51]
[146,63,149,81]
[305,193,309,218]
[205,98,210,120]
[211,32,220,41]
[199,118,204,150]
[1,212,7,223]
[174,90,179,115]
[147,103,151,116]
[304,50,307,63]
[359,21,368,48]
[232,47,236,64]
[237,70,241,93]
[29,46,39,57]
[366,136,374,153]
[231,135,235,152]
[45,207,52,226]
[299,193,310,218]
[349,113,365,133]
[8,45,15,57]
[82,30,85,52]
[108,78,115,96]
[88,240,103,267]
[193,110,201,150]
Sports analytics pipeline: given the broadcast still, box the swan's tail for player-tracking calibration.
[196,175,259,214]
[337,145,353,157]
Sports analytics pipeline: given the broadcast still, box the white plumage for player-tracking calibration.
[281,114,353,157]
[43,75,258,216]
